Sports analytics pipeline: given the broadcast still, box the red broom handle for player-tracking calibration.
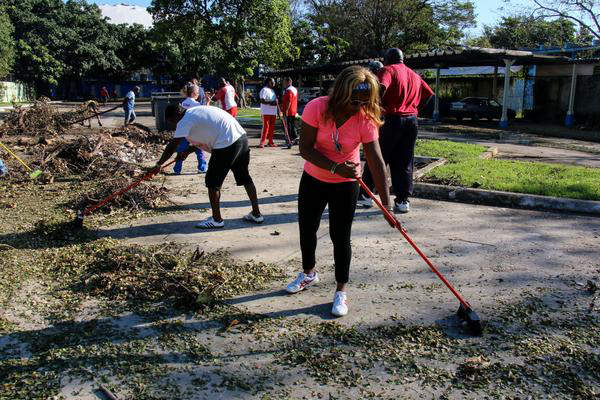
[82,159,177,217]
[356,178,471,309]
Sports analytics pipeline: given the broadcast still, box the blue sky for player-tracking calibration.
[90,0,504,33]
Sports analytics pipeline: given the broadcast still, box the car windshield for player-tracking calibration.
[489,99,501,107]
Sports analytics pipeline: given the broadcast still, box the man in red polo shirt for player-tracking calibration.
[214,77,238,117]
[282,77,298,145]
[358,48,433,213]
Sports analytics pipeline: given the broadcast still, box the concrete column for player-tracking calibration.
[433,68,441,122]
[565,63,577,127]
[499,59,515,129]
[492,66,498,100]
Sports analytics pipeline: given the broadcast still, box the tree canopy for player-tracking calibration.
[304,0,476,60]
[480,15,578,49]
[0,6,15,78]
[149,0,294,80]
[0,0,127,92]
[529,0,600,41]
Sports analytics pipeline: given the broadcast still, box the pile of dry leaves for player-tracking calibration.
[49,239,284,307]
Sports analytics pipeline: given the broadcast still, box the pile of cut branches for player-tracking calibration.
[33,134,156,178]
[71,176,170,213]
[111,123,171,145]
[0,97,87,137]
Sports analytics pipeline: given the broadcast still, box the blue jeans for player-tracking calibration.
[124,107,136,125]
[174,139,206,174]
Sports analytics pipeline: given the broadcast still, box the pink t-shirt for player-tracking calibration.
[301,96,378,183]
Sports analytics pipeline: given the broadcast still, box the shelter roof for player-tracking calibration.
[267,48,573,76]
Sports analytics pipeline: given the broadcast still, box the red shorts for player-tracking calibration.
[227,106,238,118]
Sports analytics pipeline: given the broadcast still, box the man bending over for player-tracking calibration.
[155,105,264,228]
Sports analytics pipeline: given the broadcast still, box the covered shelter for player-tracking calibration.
[267,48,577,127]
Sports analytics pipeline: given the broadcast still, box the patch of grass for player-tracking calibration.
[236,108,261,119]
[429,158,600,200]
[416,139,600,200]
[415,139,486,162]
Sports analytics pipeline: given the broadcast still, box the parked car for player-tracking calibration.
[420,95,451,119]
[449,97,516,121]
[298,87,321,104]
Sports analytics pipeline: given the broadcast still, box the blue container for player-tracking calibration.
[0,159,8,176]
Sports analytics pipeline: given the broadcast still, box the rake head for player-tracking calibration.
[457,303,483,336]
[29,169,42,180]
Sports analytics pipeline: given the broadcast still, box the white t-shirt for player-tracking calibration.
[224,85,237,110]
[125,90,135,109]
[259,87,277,115]
[181,97,202,110]
[173,106,245,152]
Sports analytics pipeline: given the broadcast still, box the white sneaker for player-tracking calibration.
[285,272,319,293]
[356,194,373,208]
[395,200,410,213]
[331,291,348,316]
[195,217,225,229]
[243,212,264,224]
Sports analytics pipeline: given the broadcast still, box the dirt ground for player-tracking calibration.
[1,105,599,399]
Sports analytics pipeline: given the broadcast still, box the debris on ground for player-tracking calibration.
[31,133,163,179]
[48,239,284,307]
[111,123,171,144]
[0,97,89,137]
[71,177,170,212]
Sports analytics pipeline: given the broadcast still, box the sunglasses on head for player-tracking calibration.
[350,99,369,106]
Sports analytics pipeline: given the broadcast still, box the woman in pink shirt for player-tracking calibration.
[285,66,396,316]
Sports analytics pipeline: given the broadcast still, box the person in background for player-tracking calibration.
[284,66,396,317]
[100,86,109,105]
[282,77,299,145]
[192,78,206,105]
[259,78,278,148]
[81,99,102,127]
[123,86,140,127]
[358,48,433,213]
[158,104,264,228]
[173,82,207,174]
[213,77,238,117]
[368,60,383,76]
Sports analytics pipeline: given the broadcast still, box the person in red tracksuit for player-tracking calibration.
[214,77,238,117]
[259,78,278,148]
[282,77,299,145]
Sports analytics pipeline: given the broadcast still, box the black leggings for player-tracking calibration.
[298,172,359,284]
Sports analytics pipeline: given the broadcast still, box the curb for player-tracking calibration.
[413,182,600,215]
[413,157,447,180]
[479,146,498,160]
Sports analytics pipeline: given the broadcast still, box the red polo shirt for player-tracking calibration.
[282,85,298,116]
[378,63,433,116]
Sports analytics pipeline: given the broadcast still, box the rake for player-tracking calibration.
[357,177,483,335]
[0,141,42,179]
[74,159,176,229]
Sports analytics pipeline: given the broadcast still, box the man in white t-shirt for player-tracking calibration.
[259,78,278,148]
[154,104,263,228]
[214,77,238,117]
